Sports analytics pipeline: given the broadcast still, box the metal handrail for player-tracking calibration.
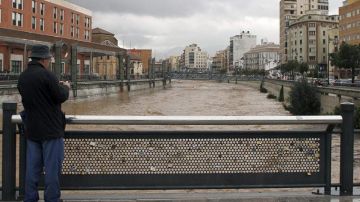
[11,115,343,125]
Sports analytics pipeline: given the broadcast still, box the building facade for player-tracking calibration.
[0,0,92,42]
[287,12,339,71]
[229,31,256,70]
[183,44,208,71]
[168,56,180,72]
[127,49,152,75]
[243,42,280,71]
[212,49,228,73]
[0,0,125,79]
[91,27,120,80]
[339,0,360,45]
[280,0,329,64]
[0,0,93,74]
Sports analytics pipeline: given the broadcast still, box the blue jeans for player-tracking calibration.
[24,138,64,202]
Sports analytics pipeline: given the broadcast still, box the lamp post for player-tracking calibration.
[328,36,339,85]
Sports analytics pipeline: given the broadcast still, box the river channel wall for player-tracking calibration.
[238,79,360,114]
[0,80,168,105]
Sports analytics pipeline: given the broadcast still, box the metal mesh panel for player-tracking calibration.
[62,137,321,175]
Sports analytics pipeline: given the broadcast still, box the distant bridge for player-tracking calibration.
[170,72,262,81]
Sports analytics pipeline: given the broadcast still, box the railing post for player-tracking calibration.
[2,102,17,201]
[340,102,354,196]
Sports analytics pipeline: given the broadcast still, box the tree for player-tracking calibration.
[288,79,321,115]
[330,42,360,83]
[298,62,309,77]
[286,60,299,80]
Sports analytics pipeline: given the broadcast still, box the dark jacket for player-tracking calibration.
[17,61,69,141]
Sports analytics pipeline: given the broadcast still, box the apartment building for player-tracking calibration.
[168,56,180,72]
[287,12,339,70]
[0,0,92,42]
[229,31,256,70]
[280,0,329,63]
[183,44,208,71]
[0,0,124,76]
[243,42,280,71]
[339,0,360,44]
[212,49,229,73]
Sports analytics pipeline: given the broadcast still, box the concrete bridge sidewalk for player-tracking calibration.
[15,188,359,202]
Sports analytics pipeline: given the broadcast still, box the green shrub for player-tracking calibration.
[278,85,284,102]
[288,79,321,115]
[267,94,277,99]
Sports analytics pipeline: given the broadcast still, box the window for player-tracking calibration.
[12,0,23,9]
[12,12,23,26]
[309,23,316,27]
[71,26,74,37]
[60,23,63,35]
[0,59,3,72]
[323,39,326,44]
[309,56,316,61]
[85,30,90,40]
[300,48,302,53]
[11,60,22,74]
[60,9,64,21]
[300,40,302,45]
[53,7,57,19]
[53,22,57,33]
[40,3,45,15]
[32,0,36,13]
[309,31,315,35]
[76,14,79,25]
[309,48,312,53]
[0,9,2,23]
[85,17,91,28]
[76,27,79,38]
[40,18,44,31]
[71,13,75,23]
[31,16,36,29]
[323,31,326,36]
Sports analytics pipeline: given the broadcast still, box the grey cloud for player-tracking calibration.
[66,0,208,17]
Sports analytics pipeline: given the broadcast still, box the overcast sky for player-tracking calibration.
[67,0,342,58]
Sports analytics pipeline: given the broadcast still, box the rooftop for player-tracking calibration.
[45,0,92,16]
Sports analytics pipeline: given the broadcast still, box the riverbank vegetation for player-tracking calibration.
[288,79,321,115]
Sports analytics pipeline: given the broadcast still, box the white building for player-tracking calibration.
[280,0,329,63]
[168,56,180,72]
[184,44,208,70]
[287,12,339,69]
[244,42,280,71]
[230,31,257,70]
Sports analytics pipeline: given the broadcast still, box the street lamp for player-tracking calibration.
[327,36,339,85]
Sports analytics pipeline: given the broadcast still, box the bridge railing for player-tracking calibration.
[1,102,356,201]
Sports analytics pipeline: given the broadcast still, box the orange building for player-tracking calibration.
[0,0,124,77]
[339,0,360,45]
[127,49,152,75]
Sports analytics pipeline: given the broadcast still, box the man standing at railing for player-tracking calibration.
[17,45,71,202]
